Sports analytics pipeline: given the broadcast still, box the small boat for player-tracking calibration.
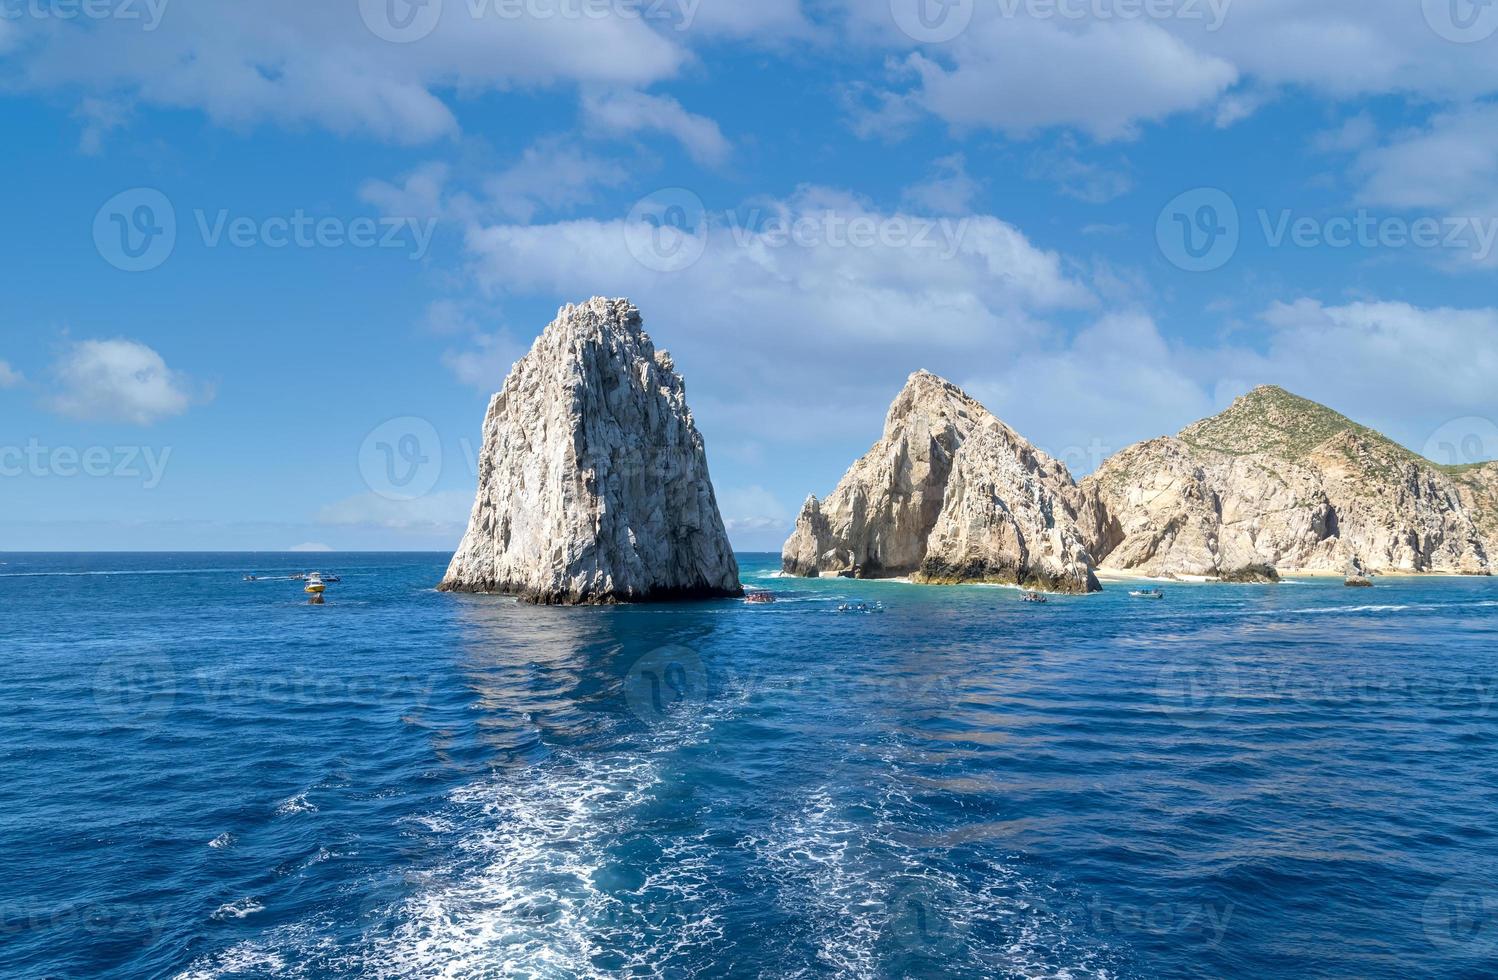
[304,573,326,595]
[1130,589,1165,600]
[244,575,257,582]
[1021,592,1048,604]
[745,591,776,604]
[836,601,885,614]
[321,574,342,584]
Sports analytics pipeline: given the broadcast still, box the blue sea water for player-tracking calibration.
[3,552,1498,979]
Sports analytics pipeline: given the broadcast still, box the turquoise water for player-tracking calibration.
[3,552,1498,978]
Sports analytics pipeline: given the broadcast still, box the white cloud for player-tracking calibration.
[902,19,1237,140]
[423,298,483,336]
[678,0,811,40]
[1355,103,1498,214]
[581,90,731,165]
[843,1,1498,142]
[73,96,131,155]
[0,360,22,387]
[6,3,688,145]
[1028,138,1134,203]
[360,162,452,217]
[484,137,634,222]
[1237,299,1498,438]
[48,339,198,425]
[1313,112,1378,155]
[902,153,981,214]
[962,298,1498,470]
[288,542,334,553]
[443,332,528,390]
[962,312,1216,472]
[457,186,1094,460]
[463,188,1091,361]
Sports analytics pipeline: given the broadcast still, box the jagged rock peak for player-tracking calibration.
[782,372,1103,594]
[439,297,742,604]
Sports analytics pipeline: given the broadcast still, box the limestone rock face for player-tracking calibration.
[782,372,1102,593]
[439,297,741,603]
[1083,386,1494,578]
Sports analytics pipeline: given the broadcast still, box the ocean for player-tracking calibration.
[3,552,1497,978]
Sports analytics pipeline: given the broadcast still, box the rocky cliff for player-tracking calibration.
[439,297,742,603]
[782,372,1103,593]
[1083,386,1494,578]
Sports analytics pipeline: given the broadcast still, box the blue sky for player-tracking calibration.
[3,0,1498,551]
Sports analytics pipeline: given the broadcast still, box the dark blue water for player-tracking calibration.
[4,552,1498,979]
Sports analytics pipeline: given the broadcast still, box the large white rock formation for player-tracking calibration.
[781,371,1104,594]
[440,298,742,603]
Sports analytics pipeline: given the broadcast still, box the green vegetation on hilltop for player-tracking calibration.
[1179,385,1476,475]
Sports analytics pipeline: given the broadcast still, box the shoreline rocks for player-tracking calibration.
[439,297,742,604]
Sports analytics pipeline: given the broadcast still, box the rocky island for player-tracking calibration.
[782,371,1106,593]
[784,377,1498,590]
[439,297,742,604]
[1085,386,1498,579]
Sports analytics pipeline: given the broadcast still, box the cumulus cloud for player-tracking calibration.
[360,162,453,218]
[901,19,1237,140]
[677,0,812,40]
[1228,299,1498,441]
[453,186,1095,472]
[581,90,731,165]
[465,188,1090,331]
[1028,138,1134,203]
[962,312,1217,472]
[1355,103,1498,214]
[0,360,22,387]
[844,1,1498,142]
[902,154,982,214]
[484,137,635,222]
[443,332,528,390]
[48,339,199,425]
[4,2,687,144]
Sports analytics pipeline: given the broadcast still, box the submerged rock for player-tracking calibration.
[439,297,742,604]
[1084,386,1494,580]
[1214,564,1282,584]
[782,371,1102,594]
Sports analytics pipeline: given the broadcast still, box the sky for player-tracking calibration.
[3,0,1498,552]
